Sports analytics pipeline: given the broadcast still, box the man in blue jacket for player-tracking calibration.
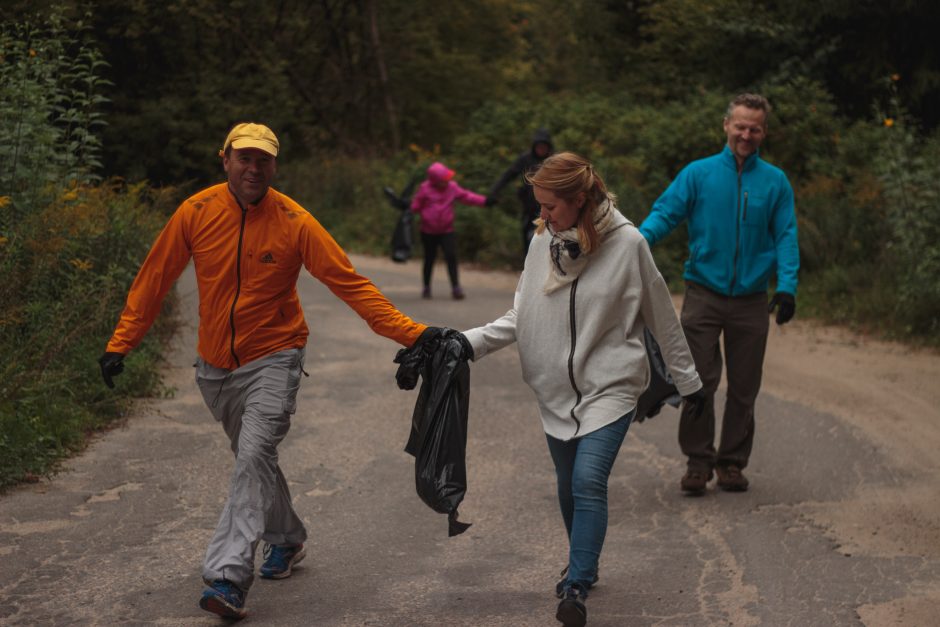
[639,93,799,495]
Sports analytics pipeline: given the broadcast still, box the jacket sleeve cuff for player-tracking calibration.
[674,374,703,397]
[462,328,488,361]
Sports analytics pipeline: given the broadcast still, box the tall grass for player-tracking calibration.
[0,8,174,490]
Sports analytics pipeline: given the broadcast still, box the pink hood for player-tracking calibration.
[426,162,455,184]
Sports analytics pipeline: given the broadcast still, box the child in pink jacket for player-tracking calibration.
[410,161,492,299]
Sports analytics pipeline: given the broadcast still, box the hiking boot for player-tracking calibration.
[556,584,588,627]
[260,543,306,579]
[422,286,431,299]
[555,565,599,598]
[716,465,749,492]
[680,468,713,495]
[199,579,247,619]
[452,286,465,300]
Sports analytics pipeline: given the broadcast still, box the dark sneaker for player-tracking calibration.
[716,465,749,491]
[555,565,599,598]
[422,286,431,299]
[452,286,465,300]
[556,584,588,627]
[680,469,713,495]
[260,543,306,579]
[199,579,247,619]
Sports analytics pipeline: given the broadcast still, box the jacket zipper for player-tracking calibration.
[228,206,248,368]
[567,278,583,436]
[730,174,742,296]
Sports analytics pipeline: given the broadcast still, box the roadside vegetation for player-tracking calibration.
[0,10,176,490]
[1,1,937,489]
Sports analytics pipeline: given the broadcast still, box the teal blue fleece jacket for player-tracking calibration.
[639,145,799,296]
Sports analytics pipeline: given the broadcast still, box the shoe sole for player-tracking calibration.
[259,547,307,579]
[556,600,587,627]
[199,594,247,620]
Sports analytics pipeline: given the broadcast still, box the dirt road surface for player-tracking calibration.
[2,255,938,626]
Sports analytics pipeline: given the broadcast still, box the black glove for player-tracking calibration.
[395,327,444,390]
[455,331,474,361]
[411,326,445,349]
[768,291,796,325]
[682,388,707,419]
[98,352,125,389]
[484,196,497,207]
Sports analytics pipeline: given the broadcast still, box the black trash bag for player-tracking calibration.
[390,209,413,263]
[634,327,682,423]
[384,179,417,263]
[394,328,472,536]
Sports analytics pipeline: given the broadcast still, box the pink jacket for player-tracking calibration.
[410,162,487,234]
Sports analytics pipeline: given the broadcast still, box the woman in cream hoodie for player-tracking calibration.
[462,152,704,627]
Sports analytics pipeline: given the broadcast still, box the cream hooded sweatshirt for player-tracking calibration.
[463,207,702,440]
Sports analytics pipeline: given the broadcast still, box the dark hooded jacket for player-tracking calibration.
[489,128,554,226]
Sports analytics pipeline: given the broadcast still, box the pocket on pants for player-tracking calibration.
[281,352,303,415]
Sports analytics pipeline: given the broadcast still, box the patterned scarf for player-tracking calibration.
[544,197,616,294]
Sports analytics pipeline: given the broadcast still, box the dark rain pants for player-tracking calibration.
[678,283,769,472]
[421,232,460,289]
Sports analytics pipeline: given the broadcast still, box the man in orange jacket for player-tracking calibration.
[99,122,430,620]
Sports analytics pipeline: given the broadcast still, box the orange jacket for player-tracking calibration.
[107,183,426,370]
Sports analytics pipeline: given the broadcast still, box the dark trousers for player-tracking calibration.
[421,231,459,288]
[678,282,769,472]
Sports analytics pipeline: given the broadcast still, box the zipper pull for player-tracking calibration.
[743,191,748,222]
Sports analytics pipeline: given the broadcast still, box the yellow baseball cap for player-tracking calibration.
[220,122,279,157]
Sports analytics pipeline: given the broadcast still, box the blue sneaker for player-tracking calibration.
[199,579,247,619]
[260,543,306,579]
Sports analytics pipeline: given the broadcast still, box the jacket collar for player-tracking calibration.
[226,183,273,212]
[721,144,760,173]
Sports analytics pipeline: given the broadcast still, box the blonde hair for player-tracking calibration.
[525,152,612,254]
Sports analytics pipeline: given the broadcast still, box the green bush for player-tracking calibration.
[875,117,940,338]
[0,6,110,215]
[0,182,177,490]
[0,8,174,490]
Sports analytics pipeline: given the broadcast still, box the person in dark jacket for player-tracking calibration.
[488,128,554,257]
[639,93,800,495]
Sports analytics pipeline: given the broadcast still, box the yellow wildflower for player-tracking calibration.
[891,74,901,82]
[29,49,36,57]
[884,118,894,128]
[69,258,93,271]
[0,196,10,208]
[0,236,8,247]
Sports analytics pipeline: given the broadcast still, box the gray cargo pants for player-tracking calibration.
[195,348,308,590]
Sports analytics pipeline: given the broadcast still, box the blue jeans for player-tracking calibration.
[546,411,633,591]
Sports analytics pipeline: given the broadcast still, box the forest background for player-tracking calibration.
[1,0,938,489]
